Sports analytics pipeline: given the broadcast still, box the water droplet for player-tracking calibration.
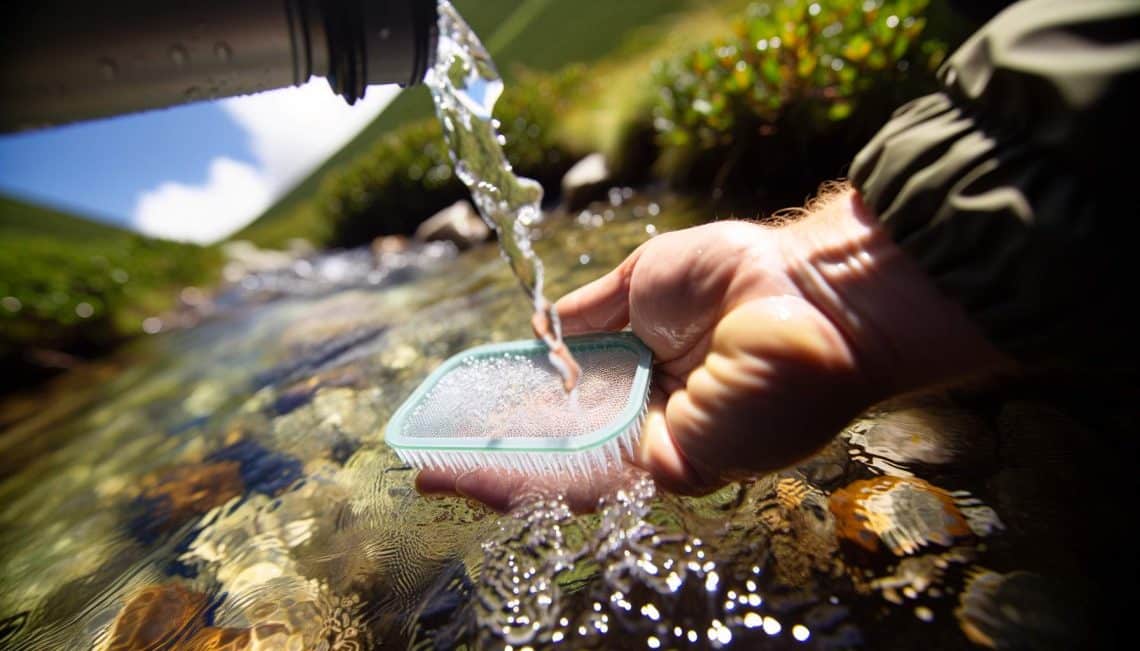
[763,616,782,636]
[97,58,118,81]
[214,42,232,63]
[170,45,189,67]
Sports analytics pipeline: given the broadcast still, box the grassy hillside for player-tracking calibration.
[0,194,220,390]
[0,197,135,240]
[234,0,695,247]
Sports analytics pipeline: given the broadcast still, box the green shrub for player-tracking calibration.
[319,66,588,247]
[651,0,962,200]
[0,197,220,388]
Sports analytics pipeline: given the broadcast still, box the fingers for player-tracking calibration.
[415,468,459,495]
[415,467,614,514]
[554,245,645,335]
[416,468,527,513]
[632,388,721,496]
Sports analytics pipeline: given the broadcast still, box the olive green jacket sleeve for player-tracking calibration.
[850,0,1140,365]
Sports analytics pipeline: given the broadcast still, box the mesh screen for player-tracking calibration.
[402,345,641,440]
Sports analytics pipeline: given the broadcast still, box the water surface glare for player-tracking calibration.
[0,197,1113,648]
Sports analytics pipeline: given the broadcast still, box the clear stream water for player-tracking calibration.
[0,192,1111,649]
[0,0,1120,647]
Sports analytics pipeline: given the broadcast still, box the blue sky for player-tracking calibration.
[0,79,400,243]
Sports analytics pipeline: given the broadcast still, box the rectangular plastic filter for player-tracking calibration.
[385,332,653,477]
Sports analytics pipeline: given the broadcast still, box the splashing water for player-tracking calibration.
[425,0,581,392]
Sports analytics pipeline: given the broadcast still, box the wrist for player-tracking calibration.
[776,185,1009,400]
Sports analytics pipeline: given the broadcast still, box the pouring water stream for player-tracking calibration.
[425,0,581,392]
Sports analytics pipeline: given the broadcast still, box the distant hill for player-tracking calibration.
[234,0,692,247]
[0,194,134,241]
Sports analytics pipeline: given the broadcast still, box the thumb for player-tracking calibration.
[555,245,645,335]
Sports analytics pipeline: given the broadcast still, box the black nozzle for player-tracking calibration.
[321,0,438,105]
[0,0,439,132]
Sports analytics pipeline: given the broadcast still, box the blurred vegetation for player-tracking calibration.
[319,67,587,245]
[235,0,695,248]
[243,0,970,249]
[649,0,968,203]
[0,195,220,390]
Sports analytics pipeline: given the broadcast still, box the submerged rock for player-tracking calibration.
[128,461,245,542]
[107,583,214,651]
[206,440,302,497]
[955,570,1082,650]
[829,476,976,557]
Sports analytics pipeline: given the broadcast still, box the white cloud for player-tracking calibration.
[133,157,271,243]
[132,79,401,244]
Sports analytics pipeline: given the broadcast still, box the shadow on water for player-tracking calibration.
[0,194,1135,649]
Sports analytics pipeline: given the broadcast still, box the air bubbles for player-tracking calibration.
[763,616,782,636]
[705,570,720,592]
[640,603,660,621]
[708,619,732,646]
[792,624,811,642]
[75,302,94,318]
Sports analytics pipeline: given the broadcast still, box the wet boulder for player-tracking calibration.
[413,200,490,250]
[560,153,612,212]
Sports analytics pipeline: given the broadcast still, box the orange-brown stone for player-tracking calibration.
[107,584,208,650]
[829,476,973,556]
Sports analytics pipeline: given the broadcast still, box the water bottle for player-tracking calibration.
[0,0,437,132]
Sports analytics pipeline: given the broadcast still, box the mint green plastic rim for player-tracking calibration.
[385,332,653,454]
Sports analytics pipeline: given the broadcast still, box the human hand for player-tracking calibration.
[417,186,1006,511]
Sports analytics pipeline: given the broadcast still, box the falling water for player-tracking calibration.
[424,0,581,391]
